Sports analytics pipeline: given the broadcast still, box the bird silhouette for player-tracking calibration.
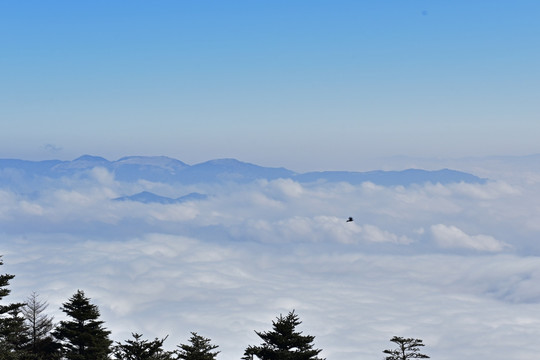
[346,217,353,222]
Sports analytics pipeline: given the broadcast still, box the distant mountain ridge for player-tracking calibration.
[0,155,487,187]
[113,191,208,204]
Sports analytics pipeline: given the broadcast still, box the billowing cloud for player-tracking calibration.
[4,233,540,360]
[431,224,509,252]
[2,161,540,360]
[0,169,538,252]
[361,224,413,244]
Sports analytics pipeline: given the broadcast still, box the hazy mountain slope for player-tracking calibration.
[0,155,486,190]
[114,191,207,204]
[295,168,486,186]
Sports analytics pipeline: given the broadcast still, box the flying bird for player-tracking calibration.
[346,217,354,222]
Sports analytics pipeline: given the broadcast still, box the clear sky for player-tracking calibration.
[1,1,539,170]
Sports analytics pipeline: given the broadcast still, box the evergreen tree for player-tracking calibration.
[176,332,219,360]
[243,311,324,360]
[0,256,25,325]
[52,290,111,360]
[383,336,430,360]
[0,309,31,360]
[113,333,173,360]
[21,292,61,360]
[0,255,27,359]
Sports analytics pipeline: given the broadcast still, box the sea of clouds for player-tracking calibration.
[2,157,540,359]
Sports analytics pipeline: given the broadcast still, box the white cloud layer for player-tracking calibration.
[431,224,509,252]
[2,162,540,359]
[4,234,540,360]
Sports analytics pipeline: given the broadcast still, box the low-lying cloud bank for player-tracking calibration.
[2,159,540,359]
[4,234,540,360]
[0,172,536,253]
[431,224,509,252]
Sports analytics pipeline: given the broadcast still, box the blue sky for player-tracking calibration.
[2,1,540,170]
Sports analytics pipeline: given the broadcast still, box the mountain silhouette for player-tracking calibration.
[113,191,208,204]
[0,155,487,189]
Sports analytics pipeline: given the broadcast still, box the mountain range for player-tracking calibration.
[113,191,208,204]
[0,155,486,188]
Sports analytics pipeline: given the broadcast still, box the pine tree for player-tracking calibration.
[383,336,430,360]
[0,256,24,323]
[0,255,28,359]
[243,311,324,360]
[176,332,219,360]
[113,332,173,360]
[52,290,111,360]
[21,292,61,360]
[0,308,31,359]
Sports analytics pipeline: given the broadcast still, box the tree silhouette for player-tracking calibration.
[383,336,429,360]
[176,332,219,360]
[113,332,173,360]
[0,308,31,359]
[22,291,61,359]
[53,290,111,360]
[0,255,28,358]
[243,310,324,360]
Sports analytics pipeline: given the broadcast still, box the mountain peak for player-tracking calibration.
[73,155,109,162]
[115,156,188,168]
[0,155,487,187]
[199,158,248,166]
